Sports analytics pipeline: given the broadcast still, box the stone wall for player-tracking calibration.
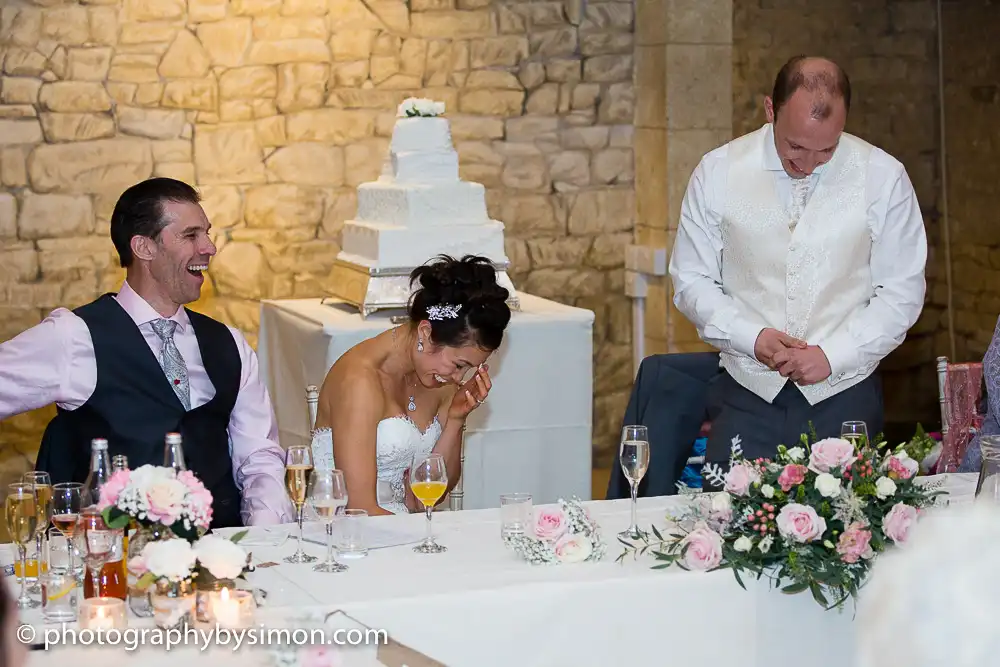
[941,0,1000,366]
[732,0,945,433]
[0,0,636,474]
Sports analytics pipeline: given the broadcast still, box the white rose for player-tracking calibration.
[814,473,842,498]
[553,533,593,563]
[142,538,196,582]
[758,535,773,553]
[761,484,775,499]
[710,492,732,514]
[876,476,897,499]
[786,447,805,462]
[733,536,753,552]
[194,536,248,580]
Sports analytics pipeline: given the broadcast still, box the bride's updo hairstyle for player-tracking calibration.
[408,255,512,351]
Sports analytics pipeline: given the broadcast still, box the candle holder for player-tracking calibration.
[79,597,127,631]
[150,580,195,630]
[207,588,255,629]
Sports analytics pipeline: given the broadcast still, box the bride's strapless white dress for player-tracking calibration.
[311,415,442,515]
[374,416,442,514]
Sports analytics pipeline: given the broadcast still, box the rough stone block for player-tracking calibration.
[194,122,266,184]
[39,112,116,142]
[265,143,345,186]
[568,188,634,234]
[66,47,113,81]
[219,66,278,100]
[197,19,254,67]
[0,194,16,239]
[18,193,94,240]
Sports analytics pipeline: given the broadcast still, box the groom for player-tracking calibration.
[669,56,927,485]
[0,178,293,527]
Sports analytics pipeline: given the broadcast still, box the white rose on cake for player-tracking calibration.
[397,97,446,117]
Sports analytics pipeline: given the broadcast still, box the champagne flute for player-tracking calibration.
[284,445,317,563]
[79,508,120,599]
[618,425,650,541]
[306,469,348,573]
[52,482,83,576]
[23,471,52,595]
[6,483,39,608]
[409,453,448,554]
[841,421,869,448]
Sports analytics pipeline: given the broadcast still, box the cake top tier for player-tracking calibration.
[390,97,453,156]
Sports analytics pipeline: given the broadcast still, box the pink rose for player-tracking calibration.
[144,478,186,525]
[887,454,918,480]
[178,470,214,528]
[776,503,827,543]
[680,524,724,571]
[553,533,593,563]
[836,522,874,563]
[97,469,130,510]
[724,462,760,496]
[777,464,808,492]
[808,438,858,473]
[883,502,918,544]
[301,645,347,667]
[534,508,568,541]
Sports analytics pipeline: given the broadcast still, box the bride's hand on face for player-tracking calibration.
[448,364,492,421]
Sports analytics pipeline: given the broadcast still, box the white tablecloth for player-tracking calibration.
[256,293,596,508]
[14,474,979,667]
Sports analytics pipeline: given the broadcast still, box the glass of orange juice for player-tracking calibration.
[409,453,448,554]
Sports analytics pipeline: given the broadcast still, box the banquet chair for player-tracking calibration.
[304,384,467,511]
[936,356,985,473]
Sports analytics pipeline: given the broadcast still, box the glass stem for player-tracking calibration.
[325,522,333,564]
[424,506,433,545]
[296,505,305,554]
[90,564,101,599]
[67,541,74,574]
[630,482,638,531]
[17,545,27,602]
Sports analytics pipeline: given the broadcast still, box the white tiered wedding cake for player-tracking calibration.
[329,98,518,317]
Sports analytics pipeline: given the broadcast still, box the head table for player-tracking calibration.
[8,473,977,667]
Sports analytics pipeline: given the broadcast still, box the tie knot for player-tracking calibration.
[151,318,178,341]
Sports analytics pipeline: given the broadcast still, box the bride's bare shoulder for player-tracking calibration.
[316,336,388,424]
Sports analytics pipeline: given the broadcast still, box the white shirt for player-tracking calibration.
[668,123,927,401]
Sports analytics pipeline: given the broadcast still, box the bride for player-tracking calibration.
[314,255,512,515]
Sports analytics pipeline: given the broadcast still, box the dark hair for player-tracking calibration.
[110,177,201,268]
[771,55,851,120]
[408,255,511,351]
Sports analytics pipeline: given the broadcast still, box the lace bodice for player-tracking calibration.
[375,416,441,513]
[310,415,442,514]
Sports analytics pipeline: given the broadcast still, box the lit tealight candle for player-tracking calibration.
[80,598,127,631]
[210,588,254,629]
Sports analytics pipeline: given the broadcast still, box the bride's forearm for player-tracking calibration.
[434,417,466,495]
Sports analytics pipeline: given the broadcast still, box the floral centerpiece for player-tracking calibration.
[619,432,945,610]
[97,464,213,540]
[504,498,607,564]
[397,97,445,117]
[131,534,252,629]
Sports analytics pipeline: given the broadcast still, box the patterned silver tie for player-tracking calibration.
[151,319,191,410]
[789,177,810,230]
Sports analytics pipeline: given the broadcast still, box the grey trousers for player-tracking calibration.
[703,371,884,490]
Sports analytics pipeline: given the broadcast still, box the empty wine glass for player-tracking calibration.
[51,482,83,575]
[841,421,869,448]
[307,469,348,573]
[5,482,39,609]
[409,453,448,554]
[284,445,317,564]
[23,471,52,595]
[618,425,650,540]
[79,508,121,600]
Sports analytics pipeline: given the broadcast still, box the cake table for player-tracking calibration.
[256,292,595,509]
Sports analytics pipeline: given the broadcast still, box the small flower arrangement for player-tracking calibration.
[131,533,252,589]
[619,430,945,610]
[97,464,213,541]
[504,498,606,565]
[397,97,445,117]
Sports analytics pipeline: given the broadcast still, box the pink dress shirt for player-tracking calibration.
[0,280,293,526]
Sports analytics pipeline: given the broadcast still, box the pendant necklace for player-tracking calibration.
[392,326,417,412]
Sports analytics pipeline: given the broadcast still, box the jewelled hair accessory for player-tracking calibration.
[427,304,461,320]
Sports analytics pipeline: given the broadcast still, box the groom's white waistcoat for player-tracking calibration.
[720,125,875,405]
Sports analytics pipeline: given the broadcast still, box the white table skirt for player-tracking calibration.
[14,474,976,667]
[256,293,596,508]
